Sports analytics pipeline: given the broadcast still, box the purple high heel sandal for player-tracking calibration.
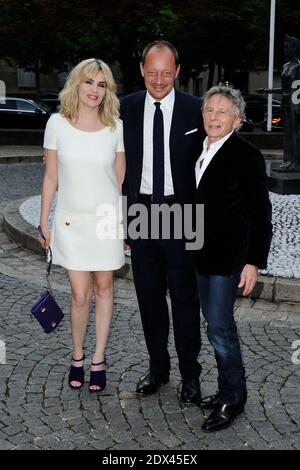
[68,355,85,389]
[88,358,107,393]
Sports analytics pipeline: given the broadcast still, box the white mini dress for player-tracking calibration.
[43,113,125,271]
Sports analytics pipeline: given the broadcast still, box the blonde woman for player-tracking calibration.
[38,59,125,392]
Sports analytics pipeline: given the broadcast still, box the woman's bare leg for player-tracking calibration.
[68,270,93,387]
[90,271,114,391]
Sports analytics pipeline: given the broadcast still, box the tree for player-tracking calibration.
[0,0,69,95]
[1,0,300,95]
[0,0,184,94]
[93,0,183,93]
[172,0,262,89]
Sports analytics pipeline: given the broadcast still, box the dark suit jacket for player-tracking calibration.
[120,89,204,212]
[195,132,273,275]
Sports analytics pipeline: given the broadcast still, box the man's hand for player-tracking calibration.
[238,264,258,297]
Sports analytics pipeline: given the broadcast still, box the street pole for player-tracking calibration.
[267,0,276,132]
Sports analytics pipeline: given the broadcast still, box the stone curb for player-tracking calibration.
[0,146,43,164]
[2,198,132,281]
[0,148,282,164]
[0,155,43,164]
[3,198,300,303]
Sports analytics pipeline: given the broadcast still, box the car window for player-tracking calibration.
[16,100,37,111]
[244,95,281,106]
[244,96,255,102]
[244,95,267,104]
[0,98,17,110]
[246,100,262,105]
[34,100,51,112]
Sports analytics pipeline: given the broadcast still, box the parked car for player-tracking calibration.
[243,94,281,125]
[239,118,254,132]
[0,97,52,129]
[39,90,60,111]
[262,107,283,132]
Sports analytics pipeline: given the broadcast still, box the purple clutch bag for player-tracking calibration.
[31,291,64,334]
[31,225,64,334]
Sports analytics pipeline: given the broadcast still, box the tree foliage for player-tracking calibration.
[0,0,299,93]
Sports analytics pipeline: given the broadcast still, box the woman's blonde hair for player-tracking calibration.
[59,58,119,129]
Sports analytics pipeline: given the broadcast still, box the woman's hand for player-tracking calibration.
[37,224,50,250]
[124,242,131,256]
[39,148,58,250]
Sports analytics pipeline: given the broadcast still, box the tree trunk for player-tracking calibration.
[35,61,41,98]
[117,32,142,96]
[207,61,215,90]
[119,56,143,95]
[217,62,222,84]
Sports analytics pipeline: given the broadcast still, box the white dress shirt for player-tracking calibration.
[195,131,234,187]
[140,89,175,195]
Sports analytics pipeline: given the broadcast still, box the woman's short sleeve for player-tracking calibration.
[43,114,58,150]
[116,120,125,152]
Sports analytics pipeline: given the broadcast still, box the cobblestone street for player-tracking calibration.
[0,163,300,450]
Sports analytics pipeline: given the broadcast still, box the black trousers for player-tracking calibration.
[131,233,201,381]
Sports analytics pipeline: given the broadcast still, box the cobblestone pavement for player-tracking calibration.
[0,162,300,450]
[0,163,44,203]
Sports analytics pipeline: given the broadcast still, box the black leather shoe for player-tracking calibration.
[181,377,201,403]
[202,402,245,432]
[136,370,169,395]
[198,393,221,409]
[200,390,247,409]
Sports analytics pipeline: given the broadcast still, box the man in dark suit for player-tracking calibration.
[121,41,203,403]
[195,86,273,431]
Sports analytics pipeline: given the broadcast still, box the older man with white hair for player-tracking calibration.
[195,86,273,432]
